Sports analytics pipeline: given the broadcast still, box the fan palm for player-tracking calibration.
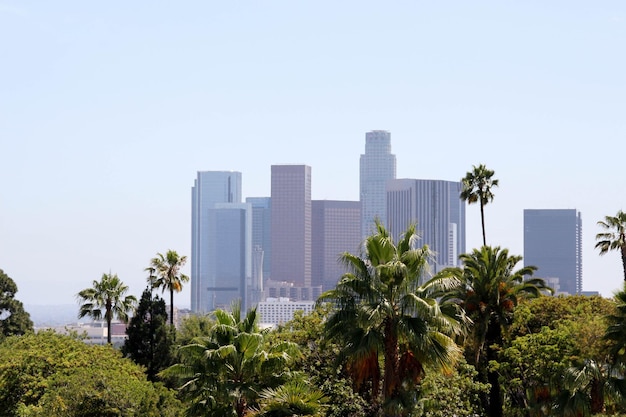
[162,301,300,417]
[555,359,626,416]
[77,272,137,344]
[605,282,626,365]
[146,250,189,326]
[443,246,551,417]
[460,164,499,247]
[595,210,626,282]
[251,381,327,417]
[318,221,462,417]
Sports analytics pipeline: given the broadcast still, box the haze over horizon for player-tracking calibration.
[1,2,625,307]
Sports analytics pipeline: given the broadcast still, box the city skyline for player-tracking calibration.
[2,2,624,307]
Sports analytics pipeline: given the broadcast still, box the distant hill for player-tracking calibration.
[25,304,84,327]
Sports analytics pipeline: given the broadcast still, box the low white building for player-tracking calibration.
[257,297,315,327]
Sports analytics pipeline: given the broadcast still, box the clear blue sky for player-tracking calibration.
[1,1,624,307]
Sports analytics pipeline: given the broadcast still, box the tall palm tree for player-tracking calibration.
[146,250,189,326]
[77,272,137,344]
[595,210,626,282]
[460,164,499,247]
[443,246,551,417]
[319,221,462,417]
[604,282,626,365]
[162,301,301,417]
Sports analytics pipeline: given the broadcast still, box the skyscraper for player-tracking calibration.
[191,171,243,312]
[206,203,251,311]
[270,165,312,287]
[360,130,396,238]
[246,197,271,307]
[524,209,582,295]
[386,179,466,271]
[312,200,361,292]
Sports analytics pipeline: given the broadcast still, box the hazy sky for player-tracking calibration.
[1,2,625,307]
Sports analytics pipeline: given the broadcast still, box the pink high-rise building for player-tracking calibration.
[270,165,312,287]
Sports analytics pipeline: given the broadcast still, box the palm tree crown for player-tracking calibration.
[319,221,462,417]
[146,249,189,326]
[460,164,499,247]
[163,301,301,417]
[77,272,137,344]
[595,210,626,282]
[443,246,550,417]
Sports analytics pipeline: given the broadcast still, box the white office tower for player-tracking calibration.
[360,130,396,239]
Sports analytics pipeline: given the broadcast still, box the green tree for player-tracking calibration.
[319,221,462,417]
[460,163,499,247]
[595,210,626,282]
[554,359,626,416]
[0,331,182,417]
[271,306,369,417]
[122,288,173,382]
[443,246,550,417]
[146,250,189,327]
[77,272,137,344]
[175,313,214,346]
[0,268,33,340]
[251,381,327,417]
[163,302,301,417]
[416,357,489,417]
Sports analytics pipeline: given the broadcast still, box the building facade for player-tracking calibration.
[191,171,243,313]
[206,203,251,311]
[524,209,582,295]
[360,130,396,238]
[270,165,312,287]
[386,179,466,272]
[312,200,361,292]
[246,197,271,307]
[257,297,315,327]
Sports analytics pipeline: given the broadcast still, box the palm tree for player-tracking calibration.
[460,164,499,247]
[443,246,551,417]
[77,272,137,344]
[555,359,626,416]
[605,282,626,365]
[162,301,300,417]
[252,381,327,417]
[595,210,626,282]
[146,250,189,326]
[318,221,462,417]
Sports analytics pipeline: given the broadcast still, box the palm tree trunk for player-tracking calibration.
[621,245,626,281]
[480,201,487,247]
[106,301,112,345]
[485,320,503,417]
[590,377,604,414]
[170,288,174,327]
[383,318,400,415]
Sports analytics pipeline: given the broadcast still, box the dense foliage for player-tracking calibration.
[122,288,174,381]
[0,331,181,417]
[0,268,33,340]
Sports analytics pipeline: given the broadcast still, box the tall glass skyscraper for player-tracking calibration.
[386,179,466,272]
[524,209,582,295]
[191,171,245,313]
[360,130,396,238]
[270,165,311,287]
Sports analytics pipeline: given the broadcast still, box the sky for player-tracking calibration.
[1,1,625,308]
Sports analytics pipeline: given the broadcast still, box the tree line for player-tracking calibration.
[2,163,626,416]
